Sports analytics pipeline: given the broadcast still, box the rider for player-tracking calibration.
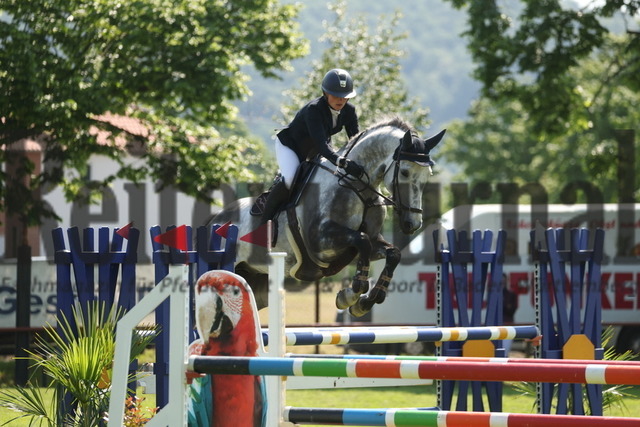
[260,68,365,224]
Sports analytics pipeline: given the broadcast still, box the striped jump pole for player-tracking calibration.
[288,353,640,367]
[283,407,640,427]
[261,325,540,346]
[188,355,640,386]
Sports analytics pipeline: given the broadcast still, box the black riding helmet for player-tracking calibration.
[321,68,357,98]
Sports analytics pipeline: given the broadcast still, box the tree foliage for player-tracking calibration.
[0,0,307,228]
[446,0,640,137]
[280,0,430,149]
[441,1,640,203]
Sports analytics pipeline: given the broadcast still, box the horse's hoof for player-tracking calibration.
[349,298,374,317]
[335,288,360,309]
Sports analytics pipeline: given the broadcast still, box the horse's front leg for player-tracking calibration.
[349,238,401,317]
[336,256,371,310]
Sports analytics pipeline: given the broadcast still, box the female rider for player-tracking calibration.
[260,68,365,223]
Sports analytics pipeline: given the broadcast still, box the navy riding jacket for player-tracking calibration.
[277,95,359,164]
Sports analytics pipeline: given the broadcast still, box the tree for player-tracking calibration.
[440,32,640,203]
[439,0,640,204]
[445,0,640,137]
[280,0,431,146]
[0,0,308,235]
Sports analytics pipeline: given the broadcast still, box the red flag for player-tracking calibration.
[115,222,134,239]
[215,221,232,239]
[153,225,189,251]
[239,223,271,248]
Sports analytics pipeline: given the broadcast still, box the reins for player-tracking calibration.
[316,131,434,220]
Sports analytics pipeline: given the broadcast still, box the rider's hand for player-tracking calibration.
[344,160,364,178]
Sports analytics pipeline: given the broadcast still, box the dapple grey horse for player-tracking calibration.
[210,117,444,316]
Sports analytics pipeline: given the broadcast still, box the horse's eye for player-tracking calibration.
[400,169,410,178]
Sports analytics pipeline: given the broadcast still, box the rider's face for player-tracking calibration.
[325,93,348,111]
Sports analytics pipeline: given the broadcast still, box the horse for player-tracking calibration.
[209,116,445,317]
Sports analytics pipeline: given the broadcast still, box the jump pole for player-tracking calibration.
[282,407,640,427]
[261,325,540,346]
[187,355,640,386]
[287,353,640,367]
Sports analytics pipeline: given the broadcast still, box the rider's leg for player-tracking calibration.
[274,138,299,189]
[260,139,298,224]
[260,179,290,224]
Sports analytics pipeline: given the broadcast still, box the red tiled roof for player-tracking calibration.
[91,112,150,149]
[92,113,149,138]
[5,138,45,152]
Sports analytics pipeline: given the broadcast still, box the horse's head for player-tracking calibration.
[387,128,445,234]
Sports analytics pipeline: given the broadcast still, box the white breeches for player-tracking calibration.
[275,137,300,190]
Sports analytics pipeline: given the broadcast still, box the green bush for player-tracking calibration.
[0,302,157,427]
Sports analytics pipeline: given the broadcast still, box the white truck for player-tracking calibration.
[360,204,640,355]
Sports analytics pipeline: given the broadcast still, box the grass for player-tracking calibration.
[2,384,638,426]
[287,384,640,417]
[2,282,640,426]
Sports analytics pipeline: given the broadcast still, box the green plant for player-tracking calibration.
[511,327,638,415]
[0,301,157,426]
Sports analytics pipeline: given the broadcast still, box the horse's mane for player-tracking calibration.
[345,116,416,151]
[367,116,415,135]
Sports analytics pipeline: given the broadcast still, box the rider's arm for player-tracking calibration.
[304,104,341,165]
[342,104,360,138]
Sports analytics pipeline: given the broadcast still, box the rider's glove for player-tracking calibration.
[344,159,364,178]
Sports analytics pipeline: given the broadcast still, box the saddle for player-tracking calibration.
[250,160,357,281]
[249,160,317,250]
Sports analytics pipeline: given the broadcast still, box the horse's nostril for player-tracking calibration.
[403,220,421,234]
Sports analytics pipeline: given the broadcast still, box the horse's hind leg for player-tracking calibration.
[332,230,372,310]
[349,245,401,317]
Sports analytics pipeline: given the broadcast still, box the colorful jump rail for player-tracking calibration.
[282,407,640,427]
[261,325,540,346]
[188,355,640,386]
[105,246,640,426]
[288,353,640,367]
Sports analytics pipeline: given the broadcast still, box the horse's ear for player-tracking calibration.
[401,130,413,149]
[424,129,446,152]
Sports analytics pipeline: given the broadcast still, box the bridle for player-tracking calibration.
[327,133,435,219]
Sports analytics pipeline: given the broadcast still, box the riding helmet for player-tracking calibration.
[321,69,357,98]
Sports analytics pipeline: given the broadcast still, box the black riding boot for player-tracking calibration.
[260,180,290,224]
